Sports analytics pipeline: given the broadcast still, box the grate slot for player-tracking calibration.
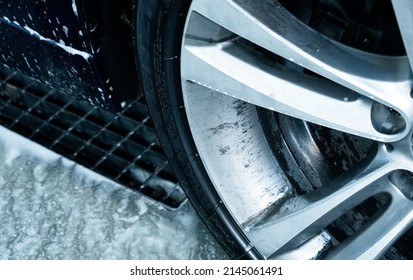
[0,64,185,209]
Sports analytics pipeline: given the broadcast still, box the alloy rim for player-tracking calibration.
[180,0,413,259]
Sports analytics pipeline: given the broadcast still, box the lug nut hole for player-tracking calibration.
[371,102,405,135]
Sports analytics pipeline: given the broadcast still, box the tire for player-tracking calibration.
[136,0,413,259]
[135,0,258,259]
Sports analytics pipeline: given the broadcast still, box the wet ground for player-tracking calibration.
[0,126,228,259]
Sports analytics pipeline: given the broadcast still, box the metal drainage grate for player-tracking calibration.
[0,64,186,209]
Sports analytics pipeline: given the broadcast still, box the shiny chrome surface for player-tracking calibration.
[181,0,413,259]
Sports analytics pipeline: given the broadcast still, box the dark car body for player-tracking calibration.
[1,0,138,112]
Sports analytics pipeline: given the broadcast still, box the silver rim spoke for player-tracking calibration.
[190,0,413,116]
[182,44,395,141]
[247,150,398,258]
[392,0,413,71]
[184,0,413,141]
[326,186,413,259]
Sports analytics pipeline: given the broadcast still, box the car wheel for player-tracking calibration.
[136,0,413,259]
